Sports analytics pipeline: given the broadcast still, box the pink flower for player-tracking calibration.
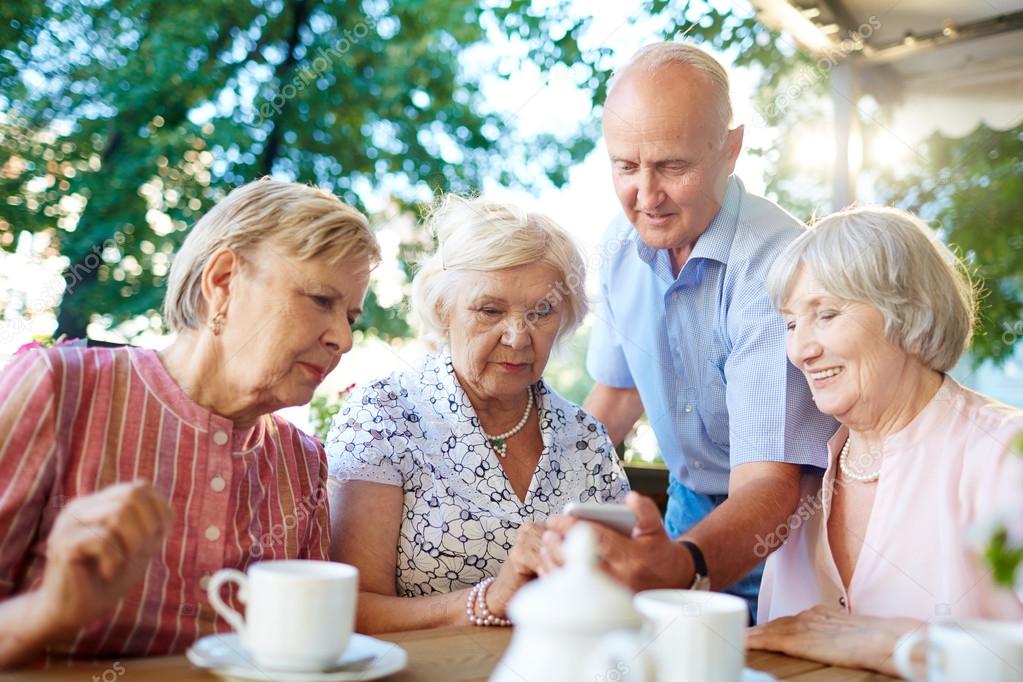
[13,341,46,357]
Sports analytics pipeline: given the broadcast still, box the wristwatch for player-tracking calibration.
[681,540,711,591]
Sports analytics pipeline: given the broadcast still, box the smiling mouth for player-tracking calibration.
[808,366,843,380]
[298,362,326,380]
[641,211,674,221]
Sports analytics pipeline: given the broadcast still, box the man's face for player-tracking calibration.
[603,65,742,252]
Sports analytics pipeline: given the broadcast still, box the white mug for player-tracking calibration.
[894,620,1023,681]
[207,560,358,672]
[634,590,748,682]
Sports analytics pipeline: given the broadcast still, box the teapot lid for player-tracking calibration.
[507,524,642,629]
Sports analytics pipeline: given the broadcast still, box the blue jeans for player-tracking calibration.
[664,475,764,624]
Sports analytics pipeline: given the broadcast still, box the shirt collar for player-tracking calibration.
[130,347,266,450]
[633,175,743,270]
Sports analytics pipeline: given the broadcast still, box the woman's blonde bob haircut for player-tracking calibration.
[410,194,588,351]
[163,177,380,333]
[766,206,977,373]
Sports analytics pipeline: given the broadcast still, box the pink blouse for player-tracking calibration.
[758,375,1023,623]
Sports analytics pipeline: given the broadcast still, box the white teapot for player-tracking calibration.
[490,524,653,682]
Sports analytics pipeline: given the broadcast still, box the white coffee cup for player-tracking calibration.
[894,619,1023,681]
[207,560,358,672]
[634,590,748,682]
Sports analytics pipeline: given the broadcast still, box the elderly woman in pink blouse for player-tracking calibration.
[747,206,1023,675]
[0,179,380,668]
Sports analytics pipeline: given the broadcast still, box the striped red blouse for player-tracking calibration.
[0,346,330,658]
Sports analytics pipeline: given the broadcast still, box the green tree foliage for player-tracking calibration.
[0,0,622,337]
[876,124,1023,366]
[0,0,792,342]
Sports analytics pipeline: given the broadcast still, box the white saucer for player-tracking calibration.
[186,632,408,682]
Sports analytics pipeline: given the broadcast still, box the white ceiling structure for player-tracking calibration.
[750,0,1023,208]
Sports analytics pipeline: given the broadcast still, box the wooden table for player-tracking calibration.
[0,626,898,681]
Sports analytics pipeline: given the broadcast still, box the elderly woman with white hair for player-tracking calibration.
[0,178,380,667]
[747,206,1023,674]
[326,195,629,633]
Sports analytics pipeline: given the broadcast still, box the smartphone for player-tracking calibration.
[562,502,636,536]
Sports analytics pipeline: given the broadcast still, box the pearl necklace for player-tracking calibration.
[481,388,534,459]
[838,436,880,483]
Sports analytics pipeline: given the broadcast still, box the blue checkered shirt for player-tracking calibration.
[587,176,837,494]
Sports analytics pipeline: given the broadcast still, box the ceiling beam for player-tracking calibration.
[860,10,1023,65]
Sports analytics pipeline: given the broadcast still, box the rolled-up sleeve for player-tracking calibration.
[724,291,835,469]
[0,352,60,598]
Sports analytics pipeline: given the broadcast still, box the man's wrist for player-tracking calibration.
[671,540,696,589]
[679,540,711,590]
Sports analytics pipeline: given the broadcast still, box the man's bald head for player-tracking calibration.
[606,42,733,138]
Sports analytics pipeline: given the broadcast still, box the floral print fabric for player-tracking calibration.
[326,353,629,596]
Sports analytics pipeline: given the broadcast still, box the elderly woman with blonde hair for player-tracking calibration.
[747,206,1023,674]
[326,195,629,633]
[0,178,380,667]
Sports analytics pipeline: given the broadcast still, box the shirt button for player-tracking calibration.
[213,430,229,446]
[839,596,847,608]
[205,525,221,541]
[210,476,226,492]
[693,461,703,469]
[684,403,693,413]
[199,574,211,590]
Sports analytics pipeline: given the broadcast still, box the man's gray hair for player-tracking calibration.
[766,206,978,373]
[614,42,733,132]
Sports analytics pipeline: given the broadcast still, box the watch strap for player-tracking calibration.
[681,540,710,590]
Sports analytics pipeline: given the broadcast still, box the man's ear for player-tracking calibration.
[200,247,241,322]
[725,124,744,172]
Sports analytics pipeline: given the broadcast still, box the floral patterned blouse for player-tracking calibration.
[325,353,629,596]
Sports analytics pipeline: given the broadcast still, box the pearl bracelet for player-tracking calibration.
[465,577,511,627]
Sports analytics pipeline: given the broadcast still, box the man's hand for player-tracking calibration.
[34,482,172,638]
[747,605,921,676]
[538,492,693,592]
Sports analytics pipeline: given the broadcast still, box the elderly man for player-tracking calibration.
[543,42,837,619]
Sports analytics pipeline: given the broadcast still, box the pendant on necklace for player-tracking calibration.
[490,437,507,458]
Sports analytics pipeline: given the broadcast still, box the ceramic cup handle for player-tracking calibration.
[893,630,928,681]
[207,568,249,638]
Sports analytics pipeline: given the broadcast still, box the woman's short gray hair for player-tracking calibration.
[615,41,733,132]
[410,194,587,350]
[163,177,381,333]
[766,206,978,372]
